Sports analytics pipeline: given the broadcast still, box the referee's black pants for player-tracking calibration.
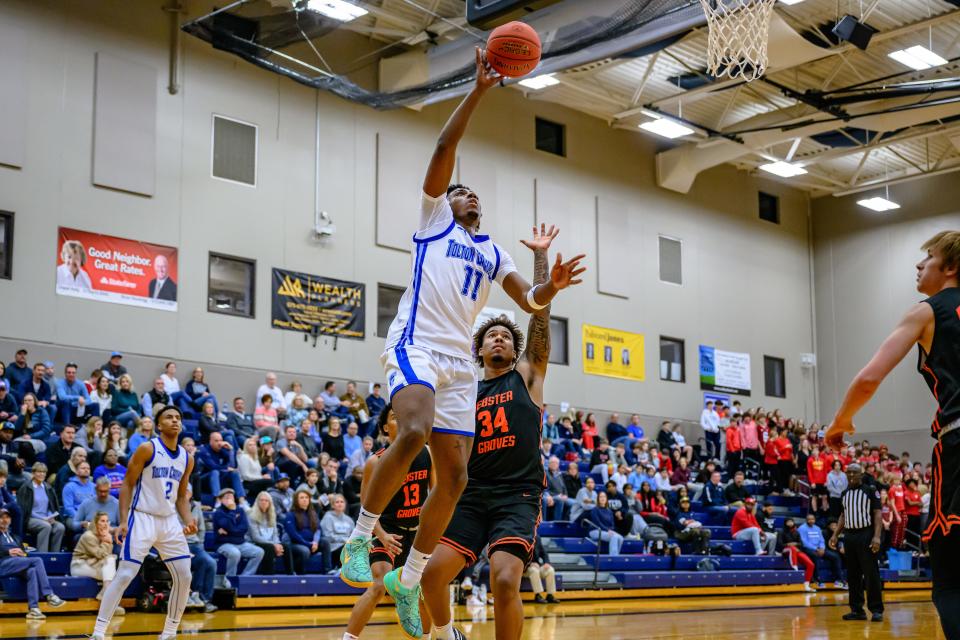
[844,528,883,615]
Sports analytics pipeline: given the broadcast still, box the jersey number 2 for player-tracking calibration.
[478,407,510,438]
[402,484,420,507]
[164,481,174,500]
[461,265,483,301]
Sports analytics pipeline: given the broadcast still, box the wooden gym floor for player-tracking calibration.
[0,589,940,640]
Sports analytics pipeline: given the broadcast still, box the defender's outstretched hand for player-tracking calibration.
[551,253,586,289]
[475,48,501,92]
[520,223,559,253]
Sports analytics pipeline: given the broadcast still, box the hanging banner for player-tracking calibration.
[271,268,365,339]
[56,227,178,312]
[699,345,751,396]
[581,324,645,382]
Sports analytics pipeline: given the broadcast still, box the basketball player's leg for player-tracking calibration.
[489,550,526,640]
[421,544,471,638]
[344,560,396,639]
[360,384,436,518]
[92,512,153,638]
[152,514,193,638]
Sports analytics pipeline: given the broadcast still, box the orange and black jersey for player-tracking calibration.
[919,287,960,437]
[468,369,544,488]
[378,446,431,528]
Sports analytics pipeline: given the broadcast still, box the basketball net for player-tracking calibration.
[699,0,777,82]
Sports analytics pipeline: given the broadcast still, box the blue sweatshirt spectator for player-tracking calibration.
[55,365,90,425]
[586,494,623,555]
[6,353,32,390]
[798,520,826,550]
[62,474,96,520]
[198,435,245,501]
[213,490,262,578]
[283,493,332,574]
[16,364,53,405]
[93,456,126,498]
[213,501,249,545]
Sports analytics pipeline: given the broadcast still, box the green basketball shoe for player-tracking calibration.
[339,537,373,588]
[383,567,423,640]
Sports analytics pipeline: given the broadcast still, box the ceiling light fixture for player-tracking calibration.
[518,74,560,90]
[888,45,948,71]
[759,161,808,178]
[777,0,806,5]
[857,196,901,212]
[307,0,368,22]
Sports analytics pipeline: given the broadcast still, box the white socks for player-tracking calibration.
[342,633,360,640]
[434,621,455,640]
[400,547,431,589]
[351,508,380,540]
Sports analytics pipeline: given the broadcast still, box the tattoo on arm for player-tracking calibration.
[526,249,551,366]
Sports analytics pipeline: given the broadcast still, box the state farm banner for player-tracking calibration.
[271,268,365,340]
[56,228,178,312]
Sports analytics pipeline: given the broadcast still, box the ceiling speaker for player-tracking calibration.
[832,15,874,51]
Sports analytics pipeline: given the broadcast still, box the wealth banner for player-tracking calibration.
[271,268,365,339]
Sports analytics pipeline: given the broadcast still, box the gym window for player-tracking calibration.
[764,355,786,398]
[658,235,682,285]
[207,253,255,318]
[212,114,258,186]
[535,117,565,157]
[0,211,12,280]
[377,284,405,338]
[759,191,780,224]
[549,316,569,365]
[660,336,685,382]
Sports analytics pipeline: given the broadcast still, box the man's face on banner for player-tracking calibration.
[155,255,168,280]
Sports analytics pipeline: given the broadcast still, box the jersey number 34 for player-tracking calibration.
[478,407,510,438]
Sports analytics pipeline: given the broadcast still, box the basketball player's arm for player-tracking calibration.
[177,455,197,535]
[517,242,552,402]
[116,442,152,544]
[826,303,933,448]
[423,48,500,198]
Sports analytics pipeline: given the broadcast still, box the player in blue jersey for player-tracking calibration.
[340,48,585,639]
[90,405,196,640]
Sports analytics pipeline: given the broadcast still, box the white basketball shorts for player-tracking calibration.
[382,344,478,438]
[121,510,191,564]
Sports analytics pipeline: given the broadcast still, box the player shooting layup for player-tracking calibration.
[90,404,196,640]
[339,47,585,639]
[826,231,959,638]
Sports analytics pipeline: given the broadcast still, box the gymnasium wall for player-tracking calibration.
[812,170,960,442]
[0,0,817,427]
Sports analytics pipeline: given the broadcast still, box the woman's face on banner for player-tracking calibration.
[66,248,82,275]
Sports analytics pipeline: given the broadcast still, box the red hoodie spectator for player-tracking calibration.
[806,453,828,486]
[731,504,762,536]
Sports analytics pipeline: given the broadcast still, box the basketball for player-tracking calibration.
[486,21,542,78]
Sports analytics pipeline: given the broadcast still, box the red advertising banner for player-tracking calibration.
[56,227,179,312]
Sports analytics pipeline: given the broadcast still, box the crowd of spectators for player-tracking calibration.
[0,348,389,616]
[0,347,935,616]
[540,403,933,589]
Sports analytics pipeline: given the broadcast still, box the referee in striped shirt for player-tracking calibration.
[829,462,884,622]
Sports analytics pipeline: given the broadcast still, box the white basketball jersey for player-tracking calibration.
[385,192,517,361]
[132,439,187,517]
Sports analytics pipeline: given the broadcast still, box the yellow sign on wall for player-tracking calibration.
[581,324,645,381]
